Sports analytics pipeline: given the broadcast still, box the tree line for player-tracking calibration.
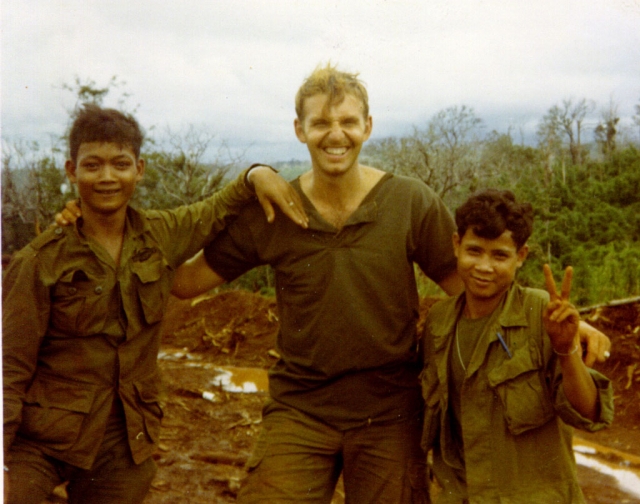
[362,101,640,307]
[2,79,640,306]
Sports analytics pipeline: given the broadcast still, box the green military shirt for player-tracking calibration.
[421,283,614,503]
[3,170,255,469]
[204,173,458,429]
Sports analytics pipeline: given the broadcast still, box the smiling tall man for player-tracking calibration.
[171,64,613,503]
[172,64,463,503]
[2,105,306,504]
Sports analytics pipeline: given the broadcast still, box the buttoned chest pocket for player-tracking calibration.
[487,339,555,435]
[130,251,172,325]
[50,269,110,336]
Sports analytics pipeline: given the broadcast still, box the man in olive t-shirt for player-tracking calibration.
[171,65,612,504]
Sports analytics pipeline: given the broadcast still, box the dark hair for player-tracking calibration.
[68,104,144,162]
[455,189,534,250]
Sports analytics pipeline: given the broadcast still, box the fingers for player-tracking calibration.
[560,266,573,301]
[543,264,573,301]
[546,299,579,324]
[65,199,82,217]
[578,321,612,367]
[53,212,67,227]
[583,346,597,368]
[543,264,558,299]
[280,188,308,228]
[285,187,308,227]
[257,195,276,224]
[251,168,309,228]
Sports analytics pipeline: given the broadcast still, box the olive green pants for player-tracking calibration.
[6,417,156,504]
[238,399,430,504]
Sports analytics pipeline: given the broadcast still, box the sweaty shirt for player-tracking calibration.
[204,173,458,429]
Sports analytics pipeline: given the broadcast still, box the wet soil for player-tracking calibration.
[45,291,640,503]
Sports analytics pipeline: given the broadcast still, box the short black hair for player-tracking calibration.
[455,189,534,250]
[68,104,144,162]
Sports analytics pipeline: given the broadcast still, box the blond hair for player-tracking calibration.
[295,63,369,120]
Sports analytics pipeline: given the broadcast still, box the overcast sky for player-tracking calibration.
[2,0,640,163]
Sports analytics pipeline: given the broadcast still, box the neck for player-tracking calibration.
[80,207,127,264]
[301,164,383,229]
[463,293,503,319]
[309,164,364,204]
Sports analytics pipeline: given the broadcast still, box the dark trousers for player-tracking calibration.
[6,414,156,504]
[238,399,430,504]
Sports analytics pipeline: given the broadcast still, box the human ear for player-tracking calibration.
[136,158,146,181]
[64,159,77,183]
[363,116,373,141]
[294,118,307,144]
[452,232,461,258]
[516,244,529,267]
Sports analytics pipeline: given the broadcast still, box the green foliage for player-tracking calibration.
[135,126,242,210]
[3,81,639,307]
[368,110,640,306]
[516,146,640,305]
[363,105,485,208]
[2,140,71,253]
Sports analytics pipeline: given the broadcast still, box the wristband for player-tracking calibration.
[553,343,580,356]
[244,164,278,191]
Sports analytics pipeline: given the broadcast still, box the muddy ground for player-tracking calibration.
[47,290,640,503]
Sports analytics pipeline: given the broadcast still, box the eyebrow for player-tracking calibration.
[81,154,133,161]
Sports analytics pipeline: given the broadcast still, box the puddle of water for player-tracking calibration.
[209,367,269,394]
[158,348,202,361]
[574,440,640,498]
[575,453,640,498]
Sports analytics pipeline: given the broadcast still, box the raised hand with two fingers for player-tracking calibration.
[542,264,581,356]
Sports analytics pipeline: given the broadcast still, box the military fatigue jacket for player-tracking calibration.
[3,172,254,469]
[421,284,614,504]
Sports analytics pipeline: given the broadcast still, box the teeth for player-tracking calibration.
[325,147,347,155]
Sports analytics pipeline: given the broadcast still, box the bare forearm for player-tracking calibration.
[558,349,598,421]
[171,250,226,299]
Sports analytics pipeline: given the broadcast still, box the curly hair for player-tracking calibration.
[68,104,144,162]
[455,189,534,250]
[295,63,369,121]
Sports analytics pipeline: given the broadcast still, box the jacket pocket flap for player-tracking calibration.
[134,374,161,403]
[131,256,165,284]
[27,378,95,413]
[487,341,542,387]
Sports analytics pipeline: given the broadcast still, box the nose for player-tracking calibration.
[327,121,345,140]
[100,165,118,181]
[474,255,493,272]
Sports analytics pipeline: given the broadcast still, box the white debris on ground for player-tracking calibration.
[574,442,640,499]
[210,368,260,393]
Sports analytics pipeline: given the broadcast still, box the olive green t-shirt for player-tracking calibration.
[204,173,457,429]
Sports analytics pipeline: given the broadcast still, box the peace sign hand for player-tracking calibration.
[543,264,581,355]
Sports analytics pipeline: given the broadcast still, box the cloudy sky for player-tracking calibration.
[2,0,639,163]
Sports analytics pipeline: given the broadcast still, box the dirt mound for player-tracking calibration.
[160,290,280,368]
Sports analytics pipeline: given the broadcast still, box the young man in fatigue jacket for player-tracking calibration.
[2,104,307,504]
[420,189,614,503]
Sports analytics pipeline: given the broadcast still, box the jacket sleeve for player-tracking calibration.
[2,248,51,455]
[143,168,256,267]
[553,368,614,432]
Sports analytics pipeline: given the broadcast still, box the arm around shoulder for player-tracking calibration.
[171,250,227,299]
